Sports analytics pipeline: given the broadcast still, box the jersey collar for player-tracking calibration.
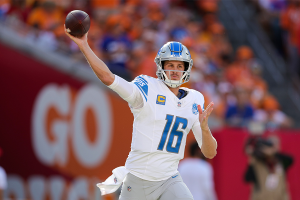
[158,79,194,107]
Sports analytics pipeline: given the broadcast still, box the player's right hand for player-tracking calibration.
[64,24,88,48]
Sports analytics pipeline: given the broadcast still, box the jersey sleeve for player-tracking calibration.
[191,91,205,148]
[192,91,205,129]
[131,75,149,106]
[198,92,205,113]
[192,125,202,148]
[107,75,144,109]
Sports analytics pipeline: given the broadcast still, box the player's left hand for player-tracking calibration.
[198,102,214,131]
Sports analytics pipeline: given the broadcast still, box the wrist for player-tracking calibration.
[201,126,210,132]
[79,41,89,51]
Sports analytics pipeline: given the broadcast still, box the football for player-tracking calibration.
[65,10,90,37]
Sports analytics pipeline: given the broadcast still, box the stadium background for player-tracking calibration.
[0,0,300,199]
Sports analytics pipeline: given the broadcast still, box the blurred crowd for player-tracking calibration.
[0,0,293,130]
[250,0,300,81]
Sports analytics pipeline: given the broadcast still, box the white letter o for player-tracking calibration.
[72,85,112,167]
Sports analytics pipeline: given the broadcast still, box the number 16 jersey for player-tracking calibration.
[125,75,205,181]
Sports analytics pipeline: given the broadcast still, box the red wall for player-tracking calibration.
[211,128,300,200]
[0,43,134,199]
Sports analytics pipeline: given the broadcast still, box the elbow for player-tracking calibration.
[98,72,114,86]
[205,154,216,159]
[203,150,217,159]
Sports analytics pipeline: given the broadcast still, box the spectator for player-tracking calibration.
[131,29,158,78]
[0,0,9,20]
[207,22,232,68]
[179,141,218,200]
[0,148,7,200]
[254,94,293,129]
[225,46,254,86]
[25,26,58,51]
[27,1,63,31]
[197,0,219,15]
[244,135,293,200]
[281,0,300,77]
[225,87,254,127]
[91,0,119,10]
[100,21,132,80]
[249,62,268,109]
[256,0,287,56]
[5,0,31,23]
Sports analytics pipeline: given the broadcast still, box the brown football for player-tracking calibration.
[65,10,90,37]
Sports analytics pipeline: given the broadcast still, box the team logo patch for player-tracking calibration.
[192,103,199,115]
[156,95,166,105]
[133,76,148,102]
[127,186,132,192]
[114,177,117,184]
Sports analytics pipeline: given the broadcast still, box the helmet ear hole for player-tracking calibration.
[161,61,165,70]
[184,62,189,71]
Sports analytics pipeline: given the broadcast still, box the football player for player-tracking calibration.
[65,26,217,200]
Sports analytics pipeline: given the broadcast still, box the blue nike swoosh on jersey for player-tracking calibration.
[172,175,178,178]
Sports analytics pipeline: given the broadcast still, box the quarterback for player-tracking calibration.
[65,26,217,200]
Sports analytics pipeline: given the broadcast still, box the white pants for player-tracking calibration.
[119,172,194,200]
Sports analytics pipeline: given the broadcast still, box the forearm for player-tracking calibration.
[80,43,114,85]
[195,101,217,159]
[201,128,217,159]
[192,125,217,159]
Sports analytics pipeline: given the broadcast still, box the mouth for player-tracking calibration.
[170,75,180,80]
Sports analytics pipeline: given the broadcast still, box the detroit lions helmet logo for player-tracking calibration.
[192,103,199,115]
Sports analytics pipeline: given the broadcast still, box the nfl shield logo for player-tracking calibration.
[178,102,181,107]
[127,186,132,192]
[192,103,199,115]
[114,177,117,184]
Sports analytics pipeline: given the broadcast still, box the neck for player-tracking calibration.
[167,85,180,96]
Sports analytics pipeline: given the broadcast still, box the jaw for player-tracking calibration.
[161,70,186,88]
[170,77,180,81]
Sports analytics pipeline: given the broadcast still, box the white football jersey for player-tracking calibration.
[125,75,205,181]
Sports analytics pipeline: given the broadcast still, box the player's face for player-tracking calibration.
[163,61,185,81]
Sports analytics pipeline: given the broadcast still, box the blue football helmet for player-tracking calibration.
[155,41,193,88]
